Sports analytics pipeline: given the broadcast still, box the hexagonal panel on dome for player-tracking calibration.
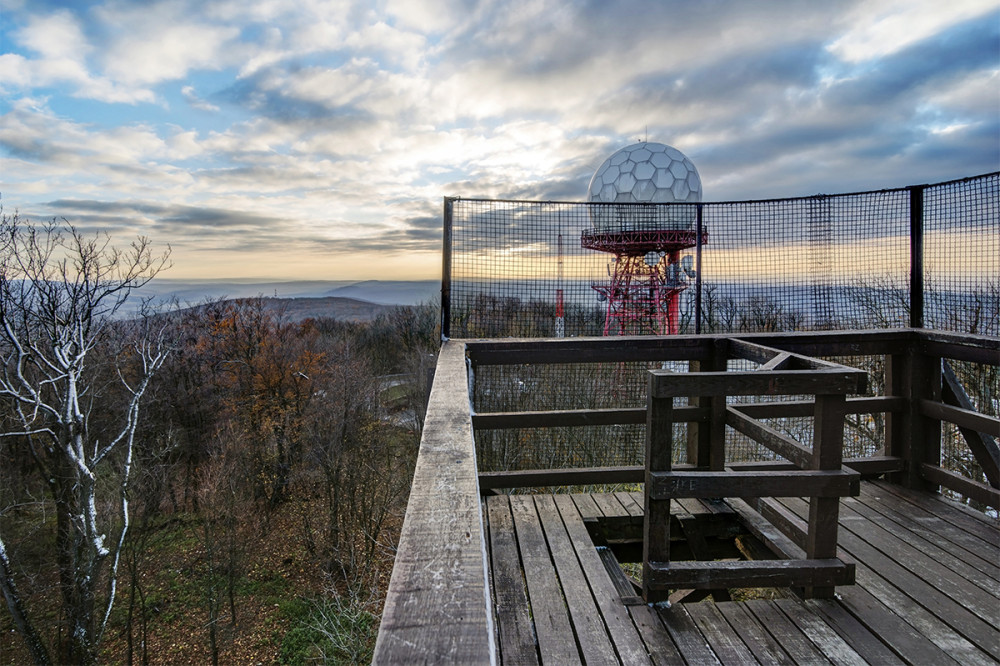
[614,191,634,202]
[650,152,671,168]
[669,161,688,179]
[634,162,655,181]
[600,183,617,201]
[647,143,666,153]
[665,147,685,162]
[672,180,690,200]
[610,151,629,166]
[633,179,657,200]
[631,148,652,163]
[603,165,620,184]
[688,171,702,193]
[616,173,637,192]
[654,168,675,189]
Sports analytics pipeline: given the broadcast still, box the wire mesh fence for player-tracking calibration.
[445,172,998,339]
[447,174,999,486]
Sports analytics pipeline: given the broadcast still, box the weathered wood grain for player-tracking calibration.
[649,368,866,398]
[742,600,835,666]
[645,559,853,590]
[485,496,538,665]
[373,340,494,664]
[647,469,859,500]
[509,495,582,665]
[919,463,1000,509]
[479,466,643,490]
[534,495,619,665]
[725,407,813,469]
[685,602,760,665]
[553,494,652,664]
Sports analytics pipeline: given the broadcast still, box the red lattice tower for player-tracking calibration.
[582,226,705,336]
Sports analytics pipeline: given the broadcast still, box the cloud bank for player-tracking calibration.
[1,0,996,279]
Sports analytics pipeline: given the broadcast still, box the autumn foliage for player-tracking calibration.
[2,287,436,664]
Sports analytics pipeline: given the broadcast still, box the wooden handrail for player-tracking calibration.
[920,464,1000,508]
[373,341,495,664]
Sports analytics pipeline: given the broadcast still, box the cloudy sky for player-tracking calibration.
[1,0,997,280]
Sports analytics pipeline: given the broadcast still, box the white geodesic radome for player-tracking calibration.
[587,142,702,232]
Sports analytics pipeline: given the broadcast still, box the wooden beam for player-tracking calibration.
[479,458,900,491]
[727,498,806,561]
[465,335,713,366]
[842,456,905,477]
[755,497,809,550]
[920,400,1000,439]
[916,330,1000,365]
[643,384,674,604]
[373,341,494,664]
[648,469,859,500]
[649,368,866,398]
[471,405,705,430]
[758,352,794,371]
[729,339,845,371]
[645,559,855,590]
[733,329,916,357]
[725,407,813,469]
[734,396,905,419]
[940,361,1000,488]
[919,464,1000,509]
[478,466,644,490]
[728,339,790,365]
[725,457,905,478]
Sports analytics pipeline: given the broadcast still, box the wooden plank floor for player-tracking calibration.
[483,481,1000,665]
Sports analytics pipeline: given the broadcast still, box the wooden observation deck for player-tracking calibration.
[374,330,1000,664]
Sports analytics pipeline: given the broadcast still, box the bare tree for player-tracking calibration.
[0,213,170,665]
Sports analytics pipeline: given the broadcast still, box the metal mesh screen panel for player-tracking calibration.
[924,174,1000,337]
[446,174,997,338]
[698,189,912,332]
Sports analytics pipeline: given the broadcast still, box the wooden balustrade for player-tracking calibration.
[374,330,999,661]
[642,340,867,602]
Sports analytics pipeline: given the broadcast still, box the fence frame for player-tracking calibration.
[441,172,998,340]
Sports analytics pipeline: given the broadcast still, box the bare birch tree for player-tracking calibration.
[0,213,170,665]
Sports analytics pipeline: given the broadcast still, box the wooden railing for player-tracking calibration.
[747,330,1000,507]
[373,329,999,663]
[372,340,495,664]
[642,339,866,602]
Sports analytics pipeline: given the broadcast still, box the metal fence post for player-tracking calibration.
[441,197,454,340]
[909,185,925,329]
[695,203,704,334]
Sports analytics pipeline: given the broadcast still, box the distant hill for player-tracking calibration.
[167,296,395,323]
[135,279,438,307]
[263,296,391,322]
[324,280,438,305]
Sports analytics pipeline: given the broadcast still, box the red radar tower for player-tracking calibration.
[583,225,703,335]
[583,142,707,336]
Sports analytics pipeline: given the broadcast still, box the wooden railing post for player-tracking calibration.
[643,373,673,604]
[686,339,726,469]
[805,393,846,599]
[884,351,905,485]
[899,345,943,490]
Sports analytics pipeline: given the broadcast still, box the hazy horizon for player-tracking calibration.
[3,1,996,281]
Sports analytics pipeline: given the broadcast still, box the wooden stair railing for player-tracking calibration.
[642,339,867,603]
